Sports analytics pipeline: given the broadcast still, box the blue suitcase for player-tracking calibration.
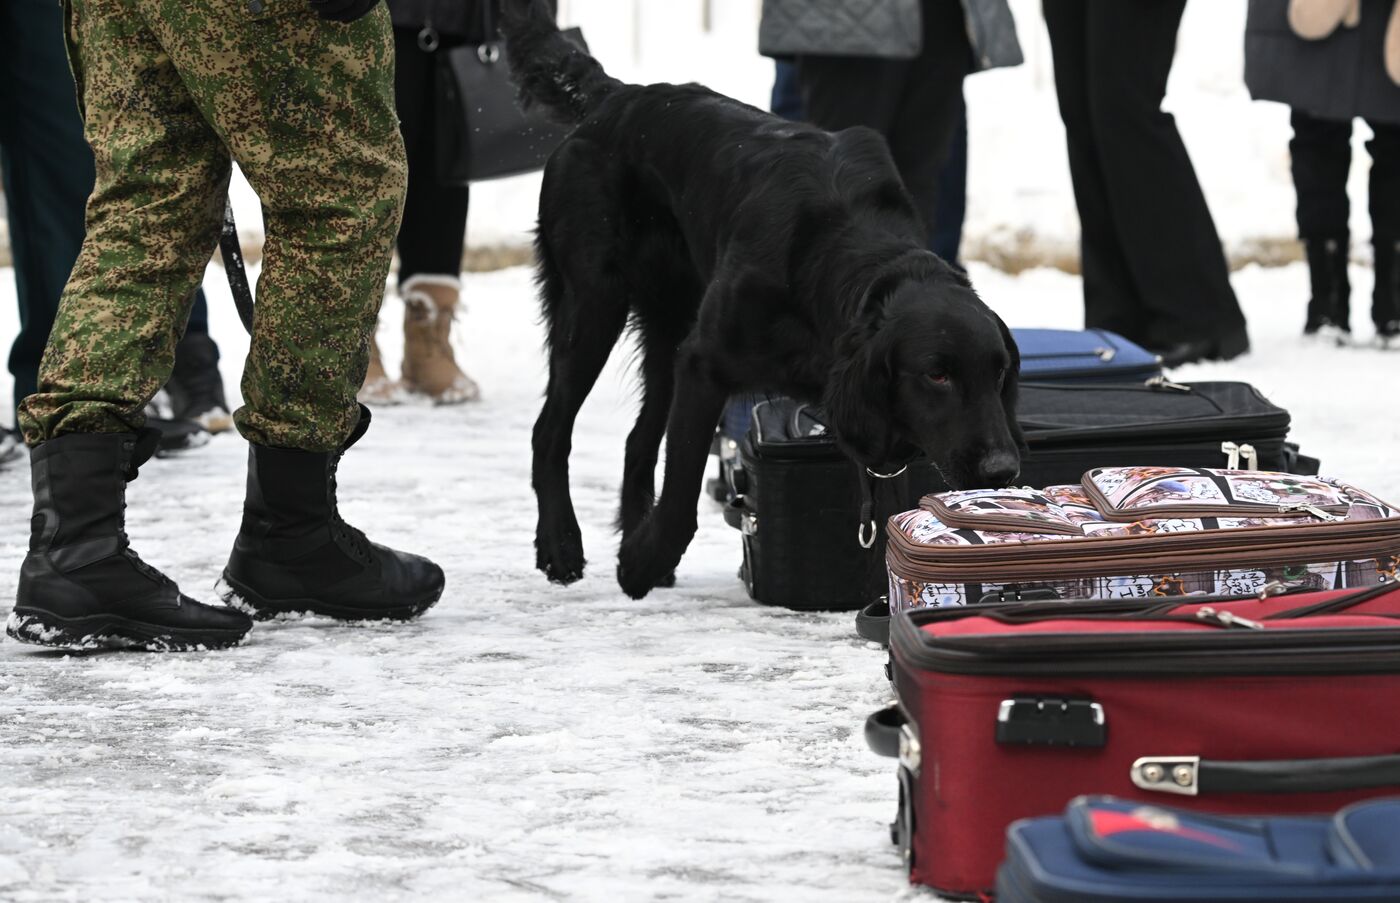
[997,796,1400,902]
[1015,327,1162,384]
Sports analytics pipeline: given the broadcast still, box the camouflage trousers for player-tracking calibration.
[18,0,407,452]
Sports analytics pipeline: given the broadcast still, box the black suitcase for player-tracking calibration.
[723,380,1320,612]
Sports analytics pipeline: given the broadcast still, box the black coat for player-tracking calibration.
[388,0,494,41]
[1245,0,1400,124]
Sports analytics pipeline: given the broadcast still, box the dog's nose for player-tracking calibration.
[976,452,1021,488]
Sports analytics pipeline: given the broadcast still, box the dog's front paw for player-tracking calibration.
[616,530,679,600]
[536,524,586,585]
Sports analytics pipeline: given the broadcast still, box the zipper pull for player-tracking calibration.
[1094,346,1117,362]
[1146,376,1192,393]
[1195,607,1265,630]
[1221,442,1260,471]
[1278,504,1344,522]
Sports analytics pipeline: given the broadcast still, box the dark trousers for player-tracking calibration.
[774,57,969,264]
[1,0,94,422]
[932,92,968,266]
[1291,109,1400,242]
[1043,0,1245,347]
[393,27,470,286]
[795,0,971,252]
[1,0,210,424]
[1292,109,1400,326]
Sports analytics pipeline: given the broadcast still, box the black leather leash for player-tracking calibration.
[219,199,256,335]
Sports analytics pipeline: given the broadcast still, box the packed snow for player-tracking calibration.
[2,257,1397,901]
[5,2,1400,899]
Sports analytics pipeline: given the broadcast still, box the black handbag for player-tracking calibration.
[435,2,587,183]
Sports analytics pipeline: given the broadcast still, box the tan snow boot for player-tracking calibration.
[1288,0,1360,39]
[358,332,402,405]
[400,275,480,404]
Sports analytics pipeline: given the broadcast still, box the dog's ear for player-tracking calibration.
[994,312,1028,454]
[824,293,897,465]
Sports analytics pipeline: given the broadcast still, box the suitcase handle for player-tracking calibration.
[865,705,922,775]
[865,705,905,758]
[855,596,891,646]
[1131,754,1400,797]
[722,496,757,535]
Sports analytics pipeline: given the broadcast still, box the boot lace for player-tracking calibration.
[118,498,175,589]
[327,456,375,567]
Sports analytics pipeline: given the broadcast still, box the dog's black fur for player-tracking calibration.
[502,0,1024,599]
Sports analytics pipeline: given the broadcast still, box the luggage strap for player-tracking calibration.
[1131,754,1400,797]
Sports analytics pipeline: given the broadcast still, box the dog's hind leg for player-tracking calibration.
[531,147,630,584]
[532,283,626,584]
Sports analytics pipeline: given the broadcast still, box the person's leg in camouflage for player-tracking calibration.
[10,0,444,652]
[143,0,445,622]
[11,0,253,650]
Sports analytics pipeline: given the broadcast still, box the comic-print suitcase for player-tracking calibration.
[886,467,1400,613]
[865,583,1400,898]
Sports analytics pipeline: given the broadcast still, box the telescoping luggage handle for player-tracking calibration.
[1131,754,1400,797]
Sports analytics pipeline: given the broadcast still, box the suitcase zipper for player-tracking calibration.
[891,612,1400,676]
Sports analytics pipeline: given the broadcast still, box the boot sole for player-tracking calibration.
[5,609,250,653]
[216,576,443,623]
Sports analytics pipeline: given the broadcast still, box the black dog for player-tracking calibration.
[502,0,1024,600]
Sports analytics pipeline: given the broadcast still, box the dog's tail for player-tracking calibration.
[499,0,622,123]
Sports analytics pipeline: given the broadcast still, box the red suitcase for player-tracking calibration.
[866,582,1400,899]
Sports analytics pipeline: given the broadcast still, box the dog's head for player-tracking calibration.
[823,256,1025,489]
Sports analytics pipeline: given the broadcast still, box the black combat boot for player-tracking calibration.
[8,431,253,651]
[165,331,232,433]
[1303,237,1352,344]
[219,407,444,621]
[1373,236,1400,350]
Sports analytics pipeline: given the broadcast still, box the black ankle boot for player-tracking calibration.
[219,407,445,621]
[8,432,253,651]
[165,331,232,432]
[1303,237,1352,341]
[1373,237,1400,349]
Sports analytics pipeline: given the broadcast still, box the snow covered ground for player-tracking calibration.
[3,3,1400,897]
[1,258,1398,902]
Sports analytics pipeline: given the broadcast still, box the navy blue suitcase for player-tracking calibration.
[997,796,1400,902]
[1015,327,1162,384]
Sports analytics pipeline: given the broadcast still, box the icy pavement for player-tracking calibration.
[1,261,1398,902]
